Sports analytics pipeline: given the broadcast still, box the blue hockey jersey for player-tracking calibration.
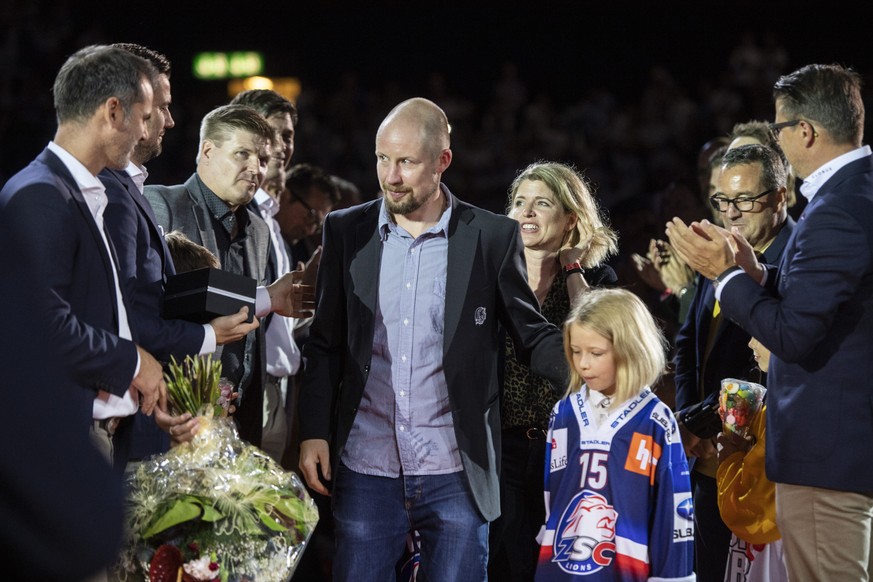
[536,387,695,581]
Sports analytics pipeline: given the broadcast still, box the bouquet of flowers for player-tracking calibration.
[114,355,319,582]
[718,377,766,439]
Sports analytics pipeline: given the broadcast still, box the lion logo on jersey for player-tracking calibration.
[552,490,618,574]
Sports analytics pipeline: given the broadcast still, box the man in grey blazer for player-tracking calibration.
[145,104,313,446]
[298,98,567,581]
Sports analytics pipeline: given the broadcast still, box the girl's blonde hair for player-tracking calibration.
[507,161,618,268]
[563,288,668,405]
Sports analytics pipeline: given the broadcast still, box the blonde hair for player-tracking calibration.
[508,161,618,268]
[563,288,667,406]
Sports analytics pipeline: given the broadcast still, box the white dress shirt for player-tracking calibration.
[254,188,300,378]
[47,142,139,419]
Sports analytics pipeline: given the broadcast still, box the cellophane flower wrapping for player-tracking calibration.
[114,414,318,582]
[718,378,765,439]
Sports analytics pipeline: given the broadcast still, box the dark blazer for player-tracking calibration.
[0,148,138,430]
[298,190,567,521]
[101,167,212,461]
[720,155,873,493]
[101,167,205,361]
[674,217,796,420]
[144,174,270,446]
[0,217,124,581]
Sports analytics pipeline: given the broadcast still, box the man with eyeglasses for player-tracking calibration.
[671,143,793,581]
[275,163,339,267]
[667,63,873,581]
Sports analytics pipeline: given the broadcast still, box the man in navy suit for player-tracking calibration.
[99,45,257,464]
[668,64,873,581]
[0,45,166,463]
[298,98,566,580]
[0,182,126,581]
[672,144,794,581]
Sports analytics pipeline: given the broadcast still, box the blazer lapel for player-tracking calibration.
[184,176,220,254]
[444,204,478,354]
[243,210,269,284]
[128,173,176,277]
[41,150,119,322]
[351,207,382,318]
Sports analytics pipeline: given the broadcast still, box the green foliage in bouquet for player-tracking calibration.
[115,421,319,581]
[165,354,224,417]
[114,354,318,581]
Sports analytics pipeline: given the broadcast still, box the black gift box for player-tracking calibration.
[163,267,257,324]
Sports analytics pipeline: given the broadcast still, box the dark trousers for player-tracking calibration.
[692,471,732,582]
[488,428,548,582]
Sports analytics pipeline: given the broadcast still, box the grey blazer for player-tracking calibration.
[144,173,271,446]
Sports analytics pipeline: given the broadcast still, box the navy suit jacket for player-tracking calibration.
[100,167,210,461]
[0,148,138,431]
[0,211,125,581]
[298,190,567,521]
[100,167,205,361]
[674,217,796,419]
[720,154,873,492]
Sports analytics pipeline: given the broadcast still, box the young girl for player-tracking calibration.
[717,338,787,582]
[536,289,695,581]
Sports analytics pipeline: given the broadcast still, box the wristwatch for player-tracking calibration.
[712,265,741,290]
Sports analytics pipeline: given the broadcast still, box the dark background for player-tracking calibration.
[3,1,871,184]
[2,0,871,270]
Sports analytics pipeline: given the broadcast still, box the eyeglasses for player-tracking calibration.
[289,190,319,219]
[769,118,817,138]
[768,119,801,137]
[709,188,776,212]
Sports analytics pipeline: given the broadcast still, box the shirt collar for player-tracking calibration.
[254,188,278,217]
[124,161,148,194]
[799,145,872,202]
[378,184,453,240]
[586,387,613,409]
[195,174,246,236]
[46,141,104,193]
[47,141,107,219]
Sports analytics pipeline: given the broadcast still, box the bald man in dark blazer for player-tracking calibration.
[298,98,566,581]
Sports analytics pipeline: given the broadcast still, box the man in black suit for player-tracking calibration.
[672,144,793,581]
[298,98,566,581]
[145,104,313,446]
[99,45,258,464]
[0,45,166,462]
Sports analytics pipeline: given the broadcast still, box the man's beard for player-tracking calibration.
[134,140,161,165]
[383,184,437,216]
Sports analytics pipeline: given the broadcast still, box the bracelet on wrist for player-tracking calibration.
[563,262,583,275]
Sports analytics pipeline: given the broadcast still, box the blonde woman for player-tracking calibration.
[490,162,618,580]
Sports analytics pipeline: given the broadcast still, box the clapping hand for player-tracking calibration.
[653,239,694,292]
[665,218,736,280]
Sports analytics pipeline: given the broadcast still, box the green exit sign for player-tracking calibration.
[193,52,264,79]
